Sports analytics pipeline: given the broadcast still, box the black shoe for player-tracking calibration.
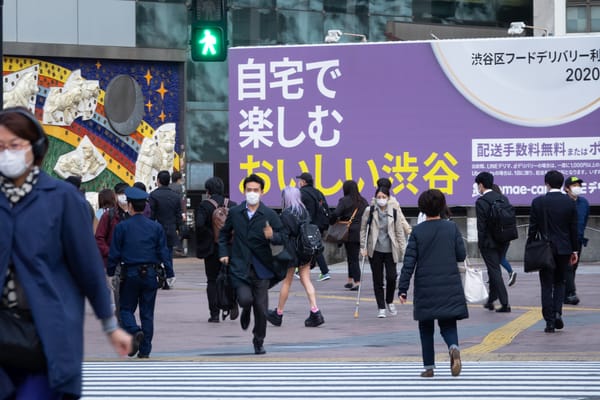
[229,304,239,321]
[483,303,495,311]
[508,272,517,287]
[544,322,555,333]
[208,316,220,323]
[137,353,149,359]
[266,309,283,327]
[128,331,144,357]
[555,313,564,330]
[496,305,511,313]
[564,295,580,305]
[344,283,354,289]
[349,285,360,291]
[254,344,266,355]
[305,310,325,327]
[240,307,251,330]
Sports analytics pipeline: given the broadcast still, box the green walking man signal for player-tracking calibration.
[191,24,226,62]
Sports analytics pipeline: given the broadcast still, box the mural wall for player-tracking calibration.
[2,56,182,197]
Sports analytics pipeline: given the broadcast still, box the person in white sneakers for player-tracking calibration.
[360,185,406,318]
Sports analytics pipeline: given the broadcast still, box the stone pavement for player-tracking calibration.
[83,257,600,363]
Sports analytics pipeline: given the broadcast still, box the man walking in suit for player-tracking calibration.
[528,170,578,333]
[475,172,511,312]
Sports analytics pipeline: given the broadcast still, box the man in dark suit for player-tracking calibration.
[528,170,578,333]
[149,170,183,284]
[475,172,510,312]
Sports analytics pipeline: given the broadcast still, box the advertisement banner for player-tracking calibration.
[229,36,600,206]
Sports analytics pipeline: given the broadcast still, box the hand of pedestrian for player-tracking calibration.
[219,256,229,265]
[108,328,132,357]
[263,221,273,239]
[167,277,176,288]
[360,249,367,257]
[570,252,578,265]
[399,293,407,304]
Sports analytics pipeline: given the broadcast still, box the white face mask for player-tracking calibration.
[245,191,260,205]
[117,194,127,205]
[0,148,32,179]
[570,186,583,196]
[376,198,388,207]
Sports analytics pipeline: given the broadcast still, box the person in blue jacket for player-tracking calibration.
[0,107,132,399]
[108,186,176,359]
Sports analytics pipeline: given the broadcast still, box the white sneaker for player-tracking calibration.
[387,303,397,316]
[377,309,387,318]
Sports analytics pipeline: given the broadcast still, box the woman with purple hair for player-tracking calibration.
[266,186,325,327]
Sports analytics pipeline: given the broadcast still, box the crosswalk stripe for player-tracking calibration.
[82,361,600,399]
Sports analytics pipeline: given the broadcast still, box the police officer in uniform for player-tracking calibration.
[108,187,175,358]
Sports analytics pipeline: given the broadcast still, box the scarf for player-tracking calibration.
[0,166,40,206]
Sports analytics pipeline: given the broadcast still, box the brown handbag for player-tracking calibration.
[324,208,358,243]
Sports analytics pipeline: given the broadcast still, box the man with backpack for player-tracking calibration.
[475,172,512,313]
[195,176,237,323]
[297,172,331,281]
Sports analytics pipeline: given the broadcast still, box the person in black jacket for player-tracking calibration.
[196,176,237,322]
[329,180,368,290]
[528,170,578,333]
[475,172,511,312]
[398,189,467,378]
[149,170,183,285]
[218,174,285,355]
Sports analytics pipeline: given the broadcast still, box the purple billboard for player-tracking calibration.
[229,36,600,206]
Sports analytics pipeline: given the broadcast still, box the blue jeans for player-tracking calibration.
[418,319,459,369]
[500,257,513,274]
[119,267,159,356]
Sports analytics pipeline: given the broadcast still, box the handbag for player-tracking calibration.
[324,208,358,243]
[0,308,46,372]
[462,261,489,304]
[523,201,556,273]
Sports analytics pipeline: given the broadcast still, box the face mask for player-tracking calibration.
[117,194,127,205]
[376,198,388,207]
[0,148,32,179]
[570,186,583,196]
[245,191,260,205]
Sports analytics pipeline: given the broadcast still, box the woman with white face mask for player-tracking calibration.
[0,107,132,399]
[359,186,407,318]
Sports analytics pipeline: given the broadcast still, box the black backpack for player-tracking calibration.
[485,197,518,243]
[295,214,324,263]
[305,188,330,231]
[215,264,236,318]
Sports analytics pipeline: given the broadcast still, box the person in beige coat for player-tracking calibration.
[360,185,408,318]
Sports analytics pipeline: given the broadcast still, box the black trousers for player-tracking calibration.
[481,244,509,306]
[344,241,361,282]
[565,243,582,297]
[369,251,397,309]
[236,269,270,346]
[204,250,221,319]
[539,254,570,323]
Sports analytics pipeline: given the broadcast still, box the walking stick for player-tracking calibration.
[354,210,372,319]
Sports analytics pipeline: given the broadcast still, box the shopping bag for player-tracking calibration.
[463,264,488,304]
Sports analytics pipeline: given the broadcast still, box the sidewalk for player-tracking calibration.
[83,257,600,362]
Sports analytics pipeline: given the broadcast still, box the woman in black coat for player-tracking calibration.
[398,189,467,378]
[329,180,368,290]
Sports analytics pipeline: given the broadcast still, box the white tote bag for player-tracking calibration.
[463,262,488,304]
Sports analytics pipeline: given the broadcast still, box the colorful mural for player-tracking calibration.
[2,56,182,193]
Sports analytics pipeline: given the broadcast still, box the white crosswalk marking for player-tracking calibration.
[82,361,600,399]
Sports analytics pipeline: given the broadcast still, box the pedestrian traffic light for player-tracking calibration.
[190,0,228,62]
[191,23,226,61]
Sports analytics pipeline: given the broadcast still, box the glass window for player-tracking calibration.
[136,2,188,48]
[278,10,324,44]
[591,6,600,31]
[566,6,587,32]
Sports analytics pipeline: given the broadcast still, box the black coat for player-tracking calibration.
[218,201,285,288]
[280,206,310,268]
[149,186,182,247]
[195,194,236,258]
[475,190,507,249]
[398,219,468,322]
[329,194,368,243]
[528,192,578,255]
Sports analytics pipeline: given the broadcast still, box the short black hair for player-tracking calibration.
[205,176,224,195]
[129,199,147,212]
[157,170,170,186]
[114,182,129,194]
[475,171,494,189]
[418,189,447,217]
[243,173,265,190]
[171,171,182,182]
[133,181,147,192]
[544,170,564,189]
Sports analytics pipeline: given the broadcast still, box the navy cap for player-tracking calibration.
[564,176,583,187]
[124,187,148,201]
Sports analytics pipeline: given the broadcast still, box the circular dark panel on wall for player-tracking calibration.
[104,75,144,136]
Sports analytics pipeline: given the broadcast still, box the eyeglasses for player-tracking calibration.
[0,142,31,152]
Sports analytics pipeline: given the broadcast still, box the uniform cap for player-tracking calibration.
[565,176,583,187]
[295,172,313,185]
[124,187,148,201]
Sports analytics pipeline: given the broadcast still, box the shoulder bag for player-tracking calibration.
[523,199,556,273]
[324,208,357,243]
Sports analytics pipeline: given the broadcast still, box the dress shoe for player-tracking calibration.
[254,344,266,355]
[544,322,555,333]
[240,307,251,330]
[483,303,495,311]
[564,295,580,305]
[128,331,144,357]
[137,353,149,359]
[496,305,511,313]
[555,314,564,330]
[420,369,434,378]
[450,348,461,377]
[229,304,239,321]
[344,283,354,289]
[349,285,360,291]
[208,316,220,323]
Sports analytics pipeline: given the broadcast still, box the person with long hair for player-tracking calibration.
[266,186,325,328]
[329,180,368,290]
